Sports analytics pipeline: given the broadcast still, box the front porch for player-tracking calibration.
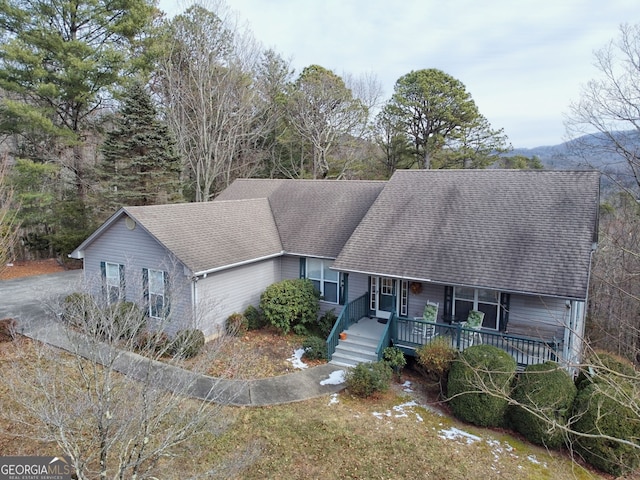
[327,293,563,370]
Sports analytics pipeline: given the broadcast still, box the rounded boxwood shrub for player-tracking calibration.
[509,361,576,448]
[172,329,205,359]
[259,279,320,335]
[576,350,637,389]
[302,335,327,361]
[225,312,248,336]
[345,361,393,398]
[571,379,640,476]
[447,345,516,427]
[244,305,266,330]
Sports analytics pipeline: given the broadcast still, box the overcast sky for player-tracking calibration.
[159,0,638,148]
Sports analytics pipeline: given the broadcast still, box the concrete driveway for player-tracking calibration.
[0,270,82,332]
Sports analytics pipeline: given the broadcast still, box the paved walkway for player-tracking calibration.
[0,271,347,406]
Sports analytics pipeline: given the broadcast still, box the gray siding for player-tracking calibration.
[194,258,281,338]
[346,273,369,302]
[281,255,300,280]
[408,283,444,319]
[507,295,567,340]
[81,216,193,331]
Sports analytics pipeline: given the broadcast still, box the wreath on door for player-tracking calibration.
[410,282,422,295]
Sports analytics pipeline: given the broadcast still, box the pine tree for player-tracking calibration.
[99,82,183,211]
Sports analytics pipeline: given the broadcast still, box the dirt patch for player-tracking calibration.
[0,259,66,280]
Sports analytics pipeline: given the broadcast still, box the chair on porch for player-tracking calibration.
[414,301,439,341]
[460,310,484,348]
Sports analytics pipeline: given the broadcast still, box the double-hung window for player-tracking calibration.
[453,287,500,330]
[306,258,338,304]
[144,268,168,319]
[101,262,124,304]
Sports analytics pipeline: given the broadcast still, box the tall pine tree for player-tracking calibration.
[99,82,183,213]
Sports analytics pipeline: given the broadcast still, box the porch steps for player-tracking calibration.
[330,317,385,368]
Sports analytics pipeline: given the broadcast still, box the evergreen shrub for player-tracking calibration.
[345,361,393,398]
[244,305,266,330]
[571,380,640,476]
[383,346,406,378]
[302,336,327,361]
[509,362,576,448]
[109,301,145,339]
[62,292,95,327]
[172,329,205,358]
[576,350,637,389]
[316,309,337,337]
[447,344,516,427]
[259,279,320,335]
[225,312,248,336]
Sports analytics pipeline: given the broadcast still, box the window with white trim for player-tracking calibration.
[102,262,124,304]
[306,258,338,303]
[145,268,167,319]
[453,287,500,330]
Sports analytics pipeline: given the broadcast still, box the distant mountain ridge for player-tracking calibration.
[507,131,640,171]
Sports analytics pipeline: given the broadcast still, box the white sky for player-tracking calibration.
[159,0,639,148]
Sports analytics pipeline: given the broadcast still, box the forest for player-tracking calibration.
[0,0,521,262]
[0,2,638,366]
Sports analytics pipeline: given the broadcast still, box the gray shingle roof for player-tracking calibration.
[216,179,386,258]
[332,170,600,299]
[124,199,282,275]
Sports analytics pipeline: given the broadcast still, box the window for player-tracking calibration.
[306,258,338,303]
[101,262,124,303]
[453,287,500,330]
[144,268,167,319]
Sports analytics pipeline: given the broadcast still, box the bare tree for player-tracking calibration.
[564,23,640,367]
[156,2,265,201]
[0,154,18,273]
[565,23,640,197]
[285,65,369,179]
[5,270,256,479]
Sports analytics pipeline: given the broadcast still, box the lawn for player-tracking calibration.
[0,336,608,480]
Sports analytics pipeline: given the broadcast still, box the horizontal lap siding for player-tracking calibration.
[347,273,368,302]
[195,258,281,337]
[82,217,192,330]
[408,283,444,319]
[507,295,567,340]
[281,256,300,280]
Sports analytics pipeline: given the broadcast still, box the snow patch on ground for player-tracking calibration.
[373,401,424,422]
[328,393,339,405]
[320,369,346,385]
[439,426,482,444]
[288,348,308,369]
[401,380,414,393]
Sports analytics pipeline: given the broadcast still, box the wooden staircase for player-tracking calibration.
[329,317,386,368]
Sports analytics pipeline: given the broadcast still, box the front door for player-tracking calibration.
[372,277,397,319]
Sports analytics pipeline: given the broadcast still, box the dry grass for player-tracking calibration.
[0,335,613,479]
[176,328,326,379]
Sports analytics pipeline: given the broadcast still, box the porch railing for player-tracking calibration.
[391,315,562,370]
[326,292,369,360]
[375,312,394,361]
